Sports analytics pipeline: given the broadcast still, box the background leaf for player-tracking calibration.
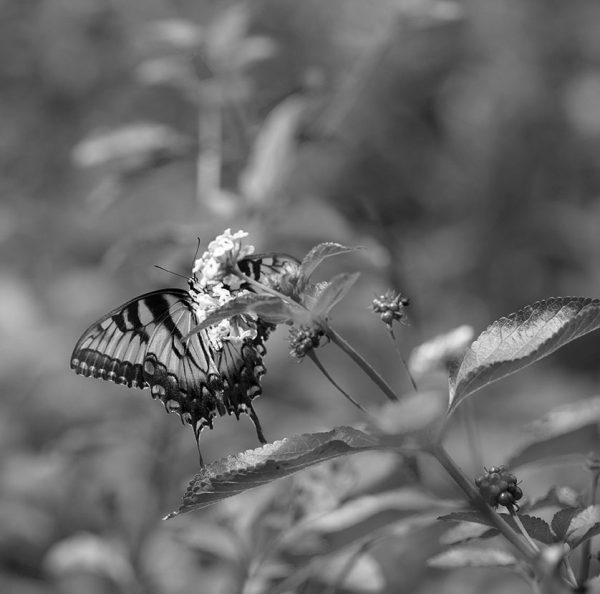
[448,297,600,414]
[299,243,359,279]
[439,511,556,545]
[167,427,384,517]
[563,505,600,548]
[428,546,518,569]
[507,396,600,468]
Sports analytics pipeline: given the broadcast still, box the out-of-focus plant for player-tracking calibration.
[164,246,600,593]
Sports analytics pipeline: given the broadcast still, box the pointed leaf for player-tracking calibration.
[312,272,360,317]
[439,522,496,545]
[308,488,456,533]
[527,487,582,512]
[428,546,518,569]
[184,294,298,339]
[166,427,384,518]
[299,243,360,279]
[439,511,556,545]
[551,507,580,541]
[564,505,600,548]
[449,297,600,415]
[508,396,600,468]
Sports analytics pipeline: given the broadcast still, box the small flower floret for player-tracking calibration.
[192,229,255,290]
[189,229,258,350]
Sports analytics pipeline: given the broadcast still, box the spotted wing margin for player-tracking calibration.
[70,289,224,435]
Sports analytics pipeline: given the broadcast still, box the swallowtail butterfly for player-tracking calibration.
[70,253,297,462]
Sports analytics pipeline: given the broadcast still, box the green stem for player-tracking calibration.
[307,351,369,414]
[326,327,399,402]
[388,327,418,392]
[431,443,539,561]
[510,508,539,554]
[578,464,600,586]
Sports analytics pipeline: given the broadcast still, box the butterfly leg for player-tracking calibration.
[193,426,205,467]
[248,404,267,444]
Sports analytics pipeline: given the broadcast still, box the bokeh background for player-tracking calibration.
[2,0,600,592]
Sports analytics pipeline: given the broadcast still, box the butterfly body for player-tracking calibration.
[71,253,298,453]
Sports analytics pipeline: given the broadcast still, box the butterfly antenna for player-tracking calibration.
[153,264,189,280]
[248,405,267,444]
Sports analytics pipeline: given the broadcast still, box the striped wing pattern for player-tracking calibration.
[70,289,268,444]
[70,253,300,451]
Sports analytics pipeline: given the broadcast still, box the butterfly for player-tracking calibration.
[70,253,298,463]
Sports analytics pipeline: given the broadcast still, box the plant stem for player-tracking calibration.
[326,327,399,402]
[307,351,369,414]
[578,461,600,586]
[460,399,483,473]
[510,508,539,553]
[431,443,539,561]
[388,327,418,392]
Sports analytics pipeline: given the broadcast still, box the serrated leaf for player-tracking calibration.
[312,272,360,317]
[551,507,580,541]
[299,243,360,279]
[508,396,600,468]
[439,511,556,545]
[166,427,384,518]
[448,297,600,415]
[428,546,518,569]
[184,294,299,339]
[564,505,600,548]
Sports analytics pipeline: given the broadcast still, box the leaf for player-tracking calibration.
[312,272,360,317]
[551,507,580,541]
[507,396,600,468]
[141,19,204,50]
[299,243,360,279]
[439,522,496,545]
[166,427,384,518]
[527,486,582,512]
[428,546,518,569]
[72,122,192,172]
[563,505,600,548]
[184,294,300,339]
[315,550,386,593]
[439,511,556,545]
[448,297,600,415]
[308,488,456,533]
[372,391,445,439]
[239,96,306,206]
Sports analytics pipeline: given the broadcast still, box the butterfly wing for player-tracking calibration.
[70,289,261,444]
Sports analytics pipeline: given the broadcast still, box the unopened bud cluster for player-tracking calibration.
[371,291,409,328]
[475,466,523,510]
[289,325,324,359]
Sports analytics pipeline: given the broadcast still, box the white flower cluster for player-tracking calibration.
[190,229,258,351]
[192,229,255,291]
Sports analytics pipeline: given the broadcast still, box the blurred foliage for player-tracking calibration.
[2,0,600,592]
